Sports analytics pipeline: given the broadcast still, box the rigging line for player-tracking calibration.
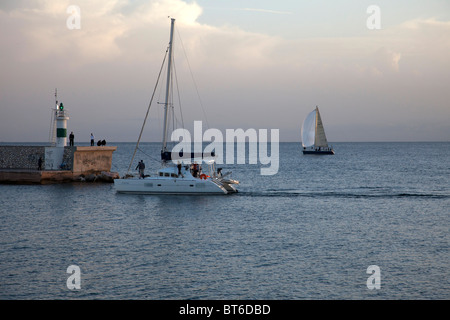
[156,60,167,143]
[172,57,191,146]
[127,46,169,174]
[172,52,185,131]
[136,146,160,162]
[170,58,175,149]
[176,27,210,129]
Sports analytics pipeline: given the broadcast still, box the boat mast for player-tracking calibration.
[162,18,175,155]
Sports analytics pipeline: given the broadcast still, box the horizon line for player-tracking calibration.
[1,141,449,145]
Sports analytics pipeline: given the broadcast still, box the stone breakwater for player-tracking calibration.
[0,146,46,170]
[0,145,118,184]
[0,170,120,184]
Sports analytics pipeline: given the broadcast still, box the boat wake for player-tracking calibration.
[242,188,449,199]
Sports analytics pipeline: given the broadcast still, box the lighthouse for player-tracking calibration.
[43,89,71,170]
[0,89,118,182]
[55,101,69,147]
[51,89,70,148]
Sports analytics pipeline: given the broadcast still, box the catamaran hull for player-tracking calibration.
[114,178,230,194]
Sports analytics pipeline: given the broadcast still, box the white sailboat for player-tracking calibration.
[301,106,334,155]
[114,18,239,194]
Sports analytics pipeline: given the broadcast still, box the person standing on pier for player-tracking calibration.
[90,133,95,146]
[69,132,74,146]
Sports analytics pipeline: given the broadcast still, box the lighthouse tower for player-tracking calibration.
[55,101,69,147]
[44,90,71,170]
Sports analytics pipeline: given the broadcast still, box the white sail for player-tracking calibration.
[314,107,328,148]
[301,109,316,147]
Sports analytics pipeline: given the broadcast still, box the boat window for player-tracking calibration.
[144,183,153,187]
[196,184,205,188]
[159,172,163,177]
[164,173,170,177]
[171,173,177,177]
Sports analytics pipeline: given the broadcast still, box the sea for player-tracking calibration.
[0,142,449,300]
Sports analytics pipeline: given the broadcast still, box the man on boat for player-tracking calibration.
[136,160,145,179]
[192,162,199,177]
[177,162,184,178]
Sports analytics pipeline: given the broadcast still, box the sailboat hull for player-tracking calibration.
[302,149,334,155]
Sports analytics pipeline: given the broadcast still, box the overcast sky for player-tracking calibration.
[1,0,449,142]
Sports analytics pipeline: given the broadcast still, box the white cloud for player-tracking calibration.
[0,0,204,64]
[239,8,292,15]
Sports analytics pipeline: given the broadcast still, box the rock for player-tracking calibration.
[85,174,96,182]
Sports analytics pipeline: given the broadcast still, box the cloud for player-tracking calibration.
[239,8,292,15]
[1,2,449,142]
[4,2,446,77]
[363,47,402,76]
[0,0,204,65]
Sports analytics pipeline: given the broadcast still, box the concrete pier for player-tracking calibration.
[0,145,118,184]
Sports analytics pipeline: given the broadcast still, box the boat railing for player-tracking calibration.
[304,146,333,151]
[56,110,69,118]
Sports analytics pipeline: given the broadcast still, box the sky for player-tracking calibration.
[0,0,449,142]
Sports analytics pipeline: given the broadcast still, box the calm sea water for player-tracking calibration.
[0,142,448,299]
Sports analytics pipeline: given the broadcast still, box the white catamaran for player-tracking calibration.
[114,18,239,194]
[301,106,334,155]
